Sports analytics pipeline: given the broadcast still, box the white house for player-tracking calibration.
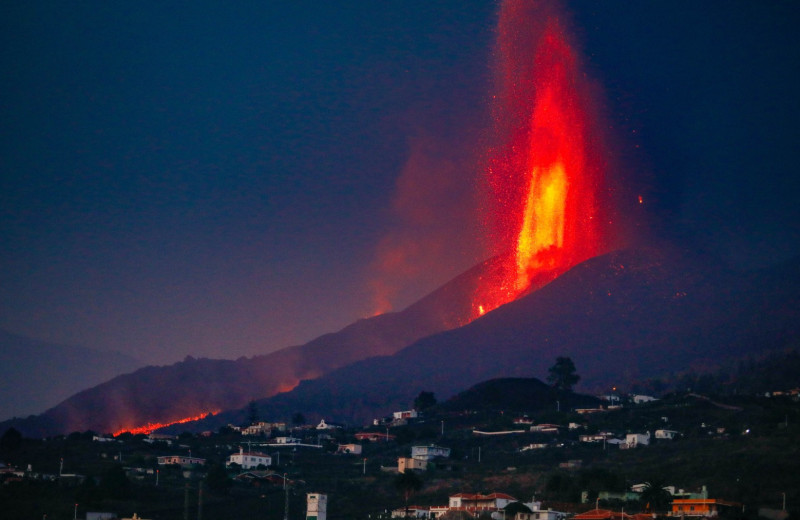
[530,424,560,434]
[579,432,614,443]
[337,443,362,455]
[307,493,327,520]
[242,421,287,436]
[156,455,206,467]
[632,394,658,404]
[393,410,419,420]
[655,429,679,440]
[274,436,301,445]
[398,457,429,473]
[226,447,272,470]
[392,506,431,518]
[622,432,650,448]
[515,501,568,520]
[449,492,517,511]
[316,419,342,430]
[411,445,451,461]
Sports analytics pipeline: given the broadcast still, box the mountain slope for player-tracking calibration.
[1,255,509,436]
[214,245,799,426]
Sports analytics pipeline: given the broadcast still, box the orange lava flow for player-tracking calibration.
[114,411,219,436]
[473,0,609,317]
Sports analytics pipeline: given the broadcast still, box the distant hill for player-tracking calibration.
[0,330,143,421]
[440,377,600,412]
[191,244,800,428]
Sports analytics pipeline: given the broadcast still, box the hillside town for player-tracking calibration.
[1,366,798,520]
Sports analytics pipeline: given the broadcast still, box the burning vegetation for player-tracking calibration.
[114,411,218,437]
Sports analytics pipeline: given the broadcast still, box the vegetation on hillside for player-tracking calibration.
[0,352,798,520]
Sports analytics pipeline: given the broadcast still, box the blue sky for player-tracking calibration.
[1,1,798,364]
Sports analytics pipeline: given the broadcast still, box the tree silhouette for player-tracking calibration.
[414,391,437,411]
[639,480,672,513]
[247,400,259,425]
[205,463,231,495]
[394,471,423,513]
[0,427,22,452]
[100,464,131,499]
[547,356,580,391]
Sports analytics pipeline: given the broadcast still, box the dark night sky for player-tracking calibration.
[2,1,798,365]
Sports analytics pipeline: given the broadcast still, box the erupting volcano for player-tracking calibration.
[472,0,611,317]
[0,0,626,438]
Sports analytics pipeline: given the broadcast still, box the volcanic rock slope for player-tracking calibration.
[7,244,800,435]
[1,255,507,436]
[235,245,800,425]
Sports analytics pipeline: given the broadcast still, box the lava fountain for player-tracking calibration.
[473,0,611,317]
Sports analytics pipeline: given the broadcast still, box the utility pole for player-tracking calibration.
[197,481,203,520]
[184,483,190,520]
[284,474,290,520]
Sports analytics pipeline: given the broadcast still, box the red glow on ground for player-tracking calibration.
[114,411,219,436]
[473,0,609,317]
[276,380,301,394]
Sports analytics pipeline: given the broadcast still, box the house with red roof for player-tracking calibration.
[448,492,518,511]
[669,498,740,518]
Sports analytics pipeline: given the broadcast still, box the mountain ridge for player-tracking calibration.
[0,254,511,436]
[188,244,799,429]
[5,243,798,436]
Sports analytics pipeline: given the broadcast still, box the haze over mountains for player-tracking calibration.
[0,255,512,436]
[4,241,798,436]
[0,330,143,421]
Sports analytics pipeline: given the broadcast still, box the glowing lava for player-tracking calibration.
[114,411,219,436]
[474,0,610,317]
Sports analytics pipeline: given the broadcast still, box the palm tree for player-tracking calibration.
[639,480,672,514]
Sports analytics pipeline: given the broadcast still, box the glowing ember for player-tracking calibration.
[114,411,219,436]
[474,0,610,317]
